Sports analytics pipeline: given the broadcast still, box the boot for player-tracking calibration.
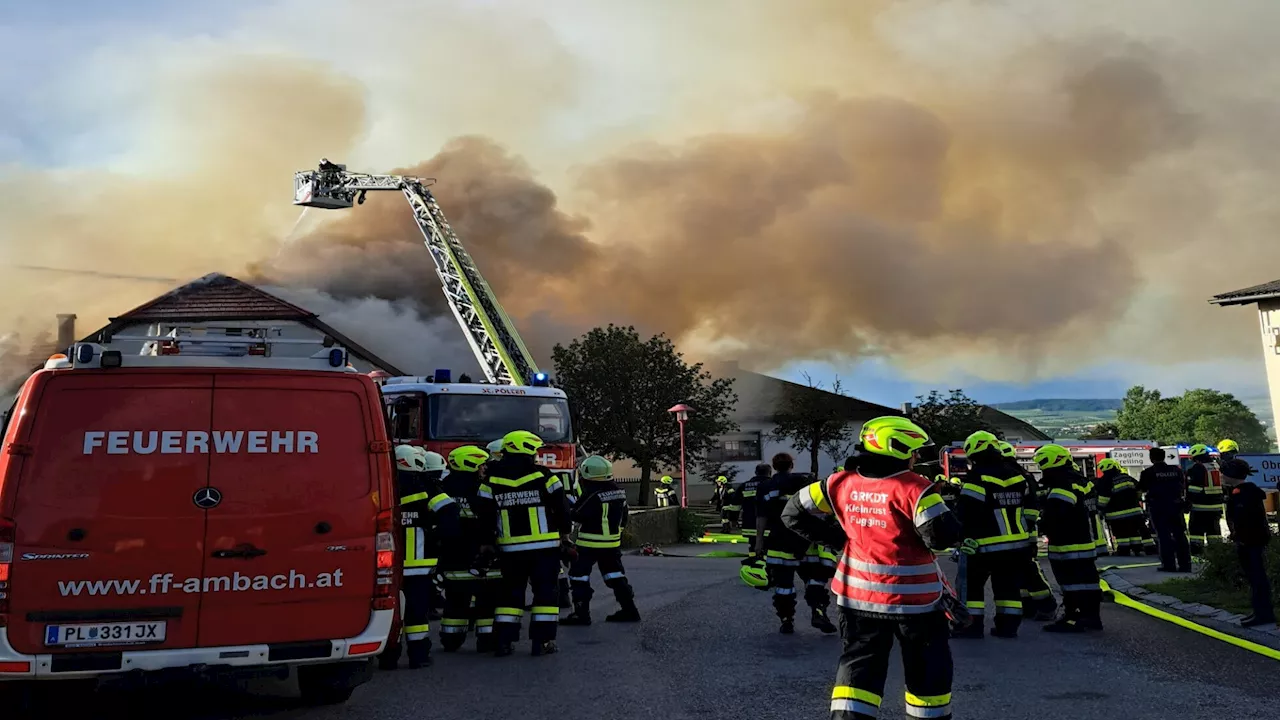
[532,640,558,656]
[1241,614,1277,628]
[991,617,1019,639]
[494,642,514,657]
[562,601,592,626]
[810,608,836,634]
[377,644,400,671]
[405,639,432,670]
[476,634,495,653]
[606,598,641,623]
[440,633,465,652]
[951,622,984,639]
[779,617,795,634]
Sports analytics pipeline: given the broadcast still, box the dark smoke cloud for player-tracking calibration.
[269,50,1186,368]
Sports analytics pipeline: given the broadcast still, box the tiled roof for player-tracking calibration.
[710,362,899,423]
[111,274,313,322]
[1209,279,1280,306]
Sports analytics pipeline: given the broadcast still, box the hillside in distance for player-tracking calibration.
[991,397,1275,440]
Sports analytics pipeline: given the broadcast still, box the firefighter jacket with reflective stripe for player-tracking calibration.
[571,479,629,548]
[440,470,496,570]
[729,474,768,536]
[399,469,461,574]
[1097,469,1143,520]
[782,469,963,618]
[760,472,817,553]
[1186,462,1224,512]
[956,464,1034,553]
[481,458,569,552]
[1038,467,1097,561]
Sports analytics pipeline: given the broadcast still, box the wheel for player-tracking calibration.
[296,662,366,706]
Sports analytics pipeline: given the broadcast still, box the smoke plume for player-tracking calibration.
[3,0,1280,382]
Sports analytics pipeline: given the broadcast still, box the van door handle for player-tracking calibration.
[212,544,267,559]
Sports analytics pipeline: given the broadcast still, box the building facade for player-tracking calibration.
[1211,280,1280,450]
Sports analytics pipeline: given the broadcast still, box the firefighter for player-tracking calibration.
[1186,444,1225,554]
[438,445,500,652]
[720,475,742,534]
[1033,445,1103,633]
[562,455,641,625]
[998,442,1057,621]
[758,453,837,634]
[782,416,970,720]
[383,446,459,669]
[952,432,1034,639]
[1138,447,1192,572]
[1096,459,1148,556]
[486,438,505,462]
[729,464,770,550]
[482,430,570,657]
[655,476,676,507]
[1222,458,1276,627]
[714,475,733,532]
[1218,438,1240,462]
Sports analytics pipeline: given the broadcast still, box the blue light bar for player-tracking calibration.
[531,372,549,387]
[435,368,452,383]
[74,344,95,365]
[328,348,346,367]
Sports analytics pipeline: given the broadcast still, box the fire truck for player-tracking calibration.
[292,161,577,475]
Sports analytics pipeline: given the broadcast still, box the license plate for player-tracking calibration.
[44,621,166,647]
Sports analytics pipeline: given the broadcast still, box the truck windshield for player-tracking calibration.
[428,394,573,444]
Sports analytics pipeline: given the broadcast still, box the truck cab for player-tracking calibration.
[380,374,576,482]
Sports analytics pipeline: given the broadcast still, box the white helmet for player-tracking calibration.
[395,445,426,472]
[486,439,504,456]
[421,450,446,472]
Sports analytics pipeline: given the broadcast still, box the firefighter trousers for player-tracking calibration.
[1149,505,1191,569]
[963,549,1025,635]
[830,608,953,720]
[1188,508,1224,553]
[440,571,500,651]
[495,549,561,646]
[400,573,435,665]
[568,546,635,607]
[766,545,833,619]
[1021,555,1057,615]
[1105,512,1149,555]
[1047,557,1101,625]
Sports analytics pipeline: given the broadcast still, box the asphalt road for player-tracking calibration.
[15,554,1280,719]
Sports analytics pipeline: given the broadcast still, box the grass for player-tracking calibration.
[1141,575,1256,617]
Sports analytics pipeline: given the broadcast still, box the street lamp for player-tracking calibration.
[668,403,692,508]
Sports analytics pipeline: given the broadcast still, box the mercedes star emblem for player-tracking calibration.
[193,487,223,509]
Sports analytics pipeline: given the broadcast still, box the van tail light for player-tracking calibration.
[373,509,395,610]
[0,517,14,627]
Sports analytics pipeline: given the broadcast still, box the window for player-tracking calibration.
[707,433,762,462]
[428,394,573,443]
[386,394,423,443]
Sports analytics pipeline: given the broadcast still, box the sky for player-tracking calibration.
[1,0,1276,406]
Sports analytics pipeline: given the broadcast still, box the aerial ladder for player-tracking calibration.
[292,160,541,386]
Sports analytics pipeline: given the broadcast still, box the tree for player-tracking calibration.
[770,373,858,475]
[1115,385,1270,451]
[552,325,739,503]
[1080,421,1120,440]
[907,389,1000,461]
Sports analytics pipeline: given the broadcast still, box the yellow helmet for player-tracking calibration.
[1217,439,1239,453]
[578,455,613,480]
[395,444,426,472]
[1033,444,1072,470]
[660,475,674,485]
[835,466,845,472]
[502,430,544,456]
[448,445,490,472]
[997,441,1016,459]
[1188,443,1212,459]
[740,560,768,589]
[1097,458,1122,473]
[963,430,1000,457]
[716,475,727,484]
[859,416,932,460]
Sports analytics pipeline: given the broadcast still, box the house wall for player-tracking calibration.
[610,419,867,484]
[1256,299,1280,450]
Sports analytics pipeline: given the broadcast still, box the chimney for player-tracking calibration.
[901,402,913,414]
[56,314,77,350]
